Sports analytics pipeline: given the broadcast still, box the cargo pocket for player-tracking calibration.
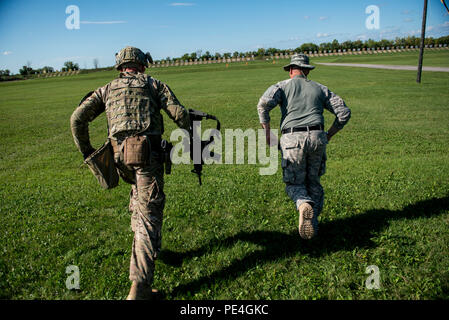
[280,134,302,184]
[281,158,294,184]
[318,150,327,176]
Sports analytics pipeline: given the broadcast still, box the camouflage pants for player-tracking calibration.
[112,141,165,286]
[280,130,327,217]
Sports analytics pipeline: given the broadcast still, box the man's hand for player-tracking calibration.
[261,122,277,147]
[82,147,96,160]
[326,124,340,143]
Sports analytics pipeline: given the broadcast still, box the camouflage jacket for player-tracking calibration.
[70,71,190,154]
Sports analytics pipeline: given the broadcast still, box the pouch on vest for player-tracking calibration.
[84,141,119,189]
[123,135,151,166]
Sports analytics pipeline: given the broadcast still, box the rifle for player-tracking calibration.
[188,108,221,185]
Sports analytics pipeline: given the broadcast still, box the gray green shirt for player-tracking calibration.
[257,74,351,131]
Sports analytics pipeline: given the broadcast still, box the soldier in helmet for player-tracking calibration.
[257,53,351,239]
[70,46,190,299]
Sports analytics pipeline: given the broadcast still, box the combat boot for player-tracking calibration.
[126,281,157,300]
[298,202,317,239]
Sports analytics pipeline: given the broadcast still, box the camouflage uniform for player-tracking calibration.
[70,69,190,287]
[257,55,351,229]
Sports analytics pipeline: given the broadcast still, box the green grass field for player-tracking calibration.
[1,50,448,300]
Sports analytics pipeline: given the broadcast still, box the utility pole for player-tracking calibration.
[417,0,428,83]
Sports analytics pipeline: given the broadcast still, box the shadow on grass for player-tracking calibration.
[159,196,449,297]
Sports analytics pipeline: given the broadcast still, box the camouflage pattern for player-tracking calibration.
[257,75,351,130]
[115,46,152,70]
[105,73,154,138]
[280,131,327,221]
[283,53,316,71]
[70,69,190,287]
[110,142,165,285]
[71,72,190,152]
[258,69,351,229]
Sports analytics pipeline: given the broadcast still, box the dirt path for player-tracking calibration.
[316,62,449,72]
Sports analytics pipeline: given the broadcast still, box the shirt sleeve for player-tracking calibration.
[155,80,190,131]
[257,83,283,124]
[318,83,351,130]
[70,87,106,154]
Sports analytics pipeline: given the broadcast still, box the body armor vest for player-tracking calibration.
[105,73,156,138]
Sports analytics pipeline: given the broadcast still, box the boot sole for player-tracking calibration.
[298,203,316,240]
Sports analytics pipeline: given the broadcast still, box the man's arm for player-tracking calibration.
[257,84,283,146]
[70,89,106,158]
[156,80,190,131]
[318,84,351,142]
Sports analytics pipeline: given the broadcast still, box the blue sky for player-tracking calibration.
[0,0,448,73]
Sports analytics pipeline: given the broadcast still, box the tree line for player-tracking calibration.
[2,35,448,79]
[156,35,449,63]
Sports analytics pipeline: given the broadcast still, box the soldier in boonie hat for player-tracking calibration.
[257,51,351,241]
[283,53,315,71]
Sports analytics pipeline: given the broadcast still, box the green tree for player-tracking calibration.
[266,48,279,56]
[436,35,449,45]
[424,37,435,46]
[19,65,34,75]
[342,40,354,50]
[189,52,197,60]
[256,48,266,57]
[319,42,332,51]
[298,42,319,53]
[331,39,340,51]
[41,66,54,73]
[353,40,363,49]
[62,61,79,71]
[366,38,377,49]
[201,51,211,59]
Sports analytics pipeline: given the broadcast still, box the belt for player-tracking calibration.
[110,134,162,153]
[281,124,324,134]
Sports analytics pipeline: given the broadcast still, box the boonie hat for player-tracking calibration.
[283,53,315,71]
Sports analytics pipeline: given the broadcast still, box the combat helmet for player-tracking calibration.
[115,46,153,70]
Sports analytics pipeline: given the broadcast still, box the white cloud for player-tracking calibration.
[319,16,329,21]
[316,32,332,38]
[170,2,195,6]
[80,21,126,24]
[304,15,310,20]
[404,18,413,23]
[3,51,12,55]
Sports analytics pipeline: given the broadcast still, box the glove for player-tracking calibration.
[83,147,96,160]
